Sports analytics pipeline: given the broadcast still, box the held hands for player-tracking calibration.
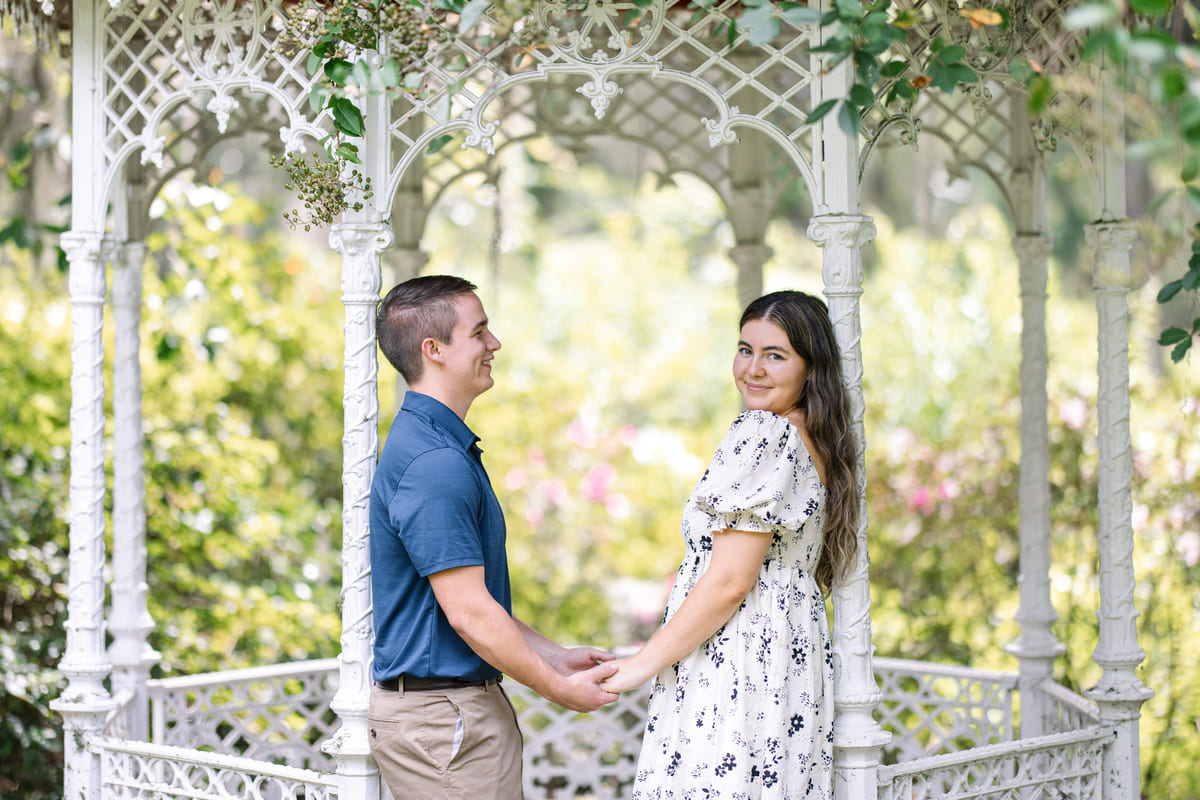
[598,656,656,694]
[553,660,620,712]
[550,645,616,676]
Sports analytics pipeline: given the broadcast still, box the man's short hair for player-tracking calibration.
[377,275,478,384]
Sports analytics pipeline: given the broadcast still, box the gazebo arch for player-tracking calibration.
[7,0,1152,798]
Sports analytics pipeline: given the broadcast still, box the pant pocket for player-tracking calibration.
[416,694,463,772]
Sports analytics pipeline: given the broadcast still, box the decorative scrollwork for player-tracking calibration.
[183,0,260,81]
[540,0,662,65]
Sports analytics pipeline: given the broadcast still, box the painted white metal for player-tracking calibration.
[1086,218,1154,800]
[93,736,339,800]
[1009,204,1065,741]
[876,727,1113,800]
[808,214,891,800]
[108,240,158,743]
[324,223,393,800]
[15,0,1149,796]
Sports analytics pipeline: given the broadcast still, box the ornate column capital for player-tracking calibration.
[62,232,109,303]
[331,223,393,300]
[1085,220,1137,290]
[807,215,876,295]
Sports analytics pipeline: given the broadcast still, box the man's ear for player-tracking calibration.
[420,337,444,365]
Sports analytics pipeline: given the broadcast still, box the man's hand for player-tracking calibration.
[549,646,615,676]
[550,661,620,712]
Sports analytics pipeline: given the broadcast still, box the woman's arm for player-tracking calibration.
[600,529,772,692]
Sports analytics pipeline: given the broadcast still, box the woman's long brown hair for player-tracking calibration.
[739,291,860,593]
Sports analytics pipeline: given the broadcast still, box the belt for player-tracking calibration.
[376,675,499,692]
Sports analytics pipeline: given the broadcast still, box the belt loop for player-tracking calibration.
[397,675,406,697]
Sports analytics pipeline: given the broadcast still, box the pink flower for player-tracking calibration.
[619,424,639,447]
[581,463,617,501]
[504,467,528,491]
[566,420,596,449]
[540,478,567,506]
[525,507,544,527]
[1059,397,1088,431]
[908,486,935,516]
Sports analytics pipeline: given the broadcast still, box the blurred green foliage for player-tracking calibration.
[1,153,1197,798]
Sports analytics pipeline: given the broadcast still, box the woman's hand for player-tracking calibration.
[598,656,657,693]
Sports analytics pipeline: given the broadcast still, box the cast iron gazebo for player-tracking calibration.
[4,0,1152,798]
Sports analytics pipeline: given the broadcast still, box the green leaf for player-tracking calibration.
[426,134,455,154]
[329,98,365,138]
[1170,338,1192,362]
[1128,0,1172,16]
[881,60,908,78]
[937,45,966,65]
[313,36,338,59]
[1027,75,1052,113]
[741,4,780,46]
[306,52,323,76]
[1158,279,1183,303]
[780,5,822,27]
[1193,317,1200,334]
[1184,154,1200,184]
[805,98,838,125]
[1188,185,1200,215]
[404,71,424,91]
[1184,269,1200,290]
[838,101,862,137]
[1063,2,1120,30]
[334,142,362,164]
[850,83,875,107]
[323,58,354,86]
[1009,59,1033,82]
[834,0,864,19]
[1161,66,1188,100]
[377,59,401,89]
[1159,327,1189,346]
[459,0,491,33]
[309,85,328,115]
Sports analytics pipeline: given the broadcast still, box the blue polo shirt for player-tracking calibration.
[370,391,510,683]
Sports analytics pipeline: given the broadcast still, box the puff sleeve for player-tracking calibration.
[692,410,823,534]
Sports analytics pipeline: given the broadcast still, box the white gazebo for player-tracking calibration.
[7,0,1152,798]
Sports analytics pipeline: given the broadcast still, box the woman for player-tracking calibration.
[601,290,859,799]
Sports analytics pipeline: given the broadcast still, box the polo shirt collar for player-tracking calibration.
[402,391,482,452]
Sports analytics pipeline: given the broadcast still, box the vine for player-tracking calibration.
[281,0,1196,363]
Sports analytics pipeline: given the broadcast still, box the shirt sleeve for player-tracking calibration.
[692,410,822,534]
[388,447,486,577]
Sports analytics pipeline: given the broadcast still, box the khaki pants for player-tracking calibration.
[368,681,524,800]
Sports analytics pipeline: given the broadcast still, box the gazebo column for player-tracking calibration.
[1004,140,1064,737]
[1085,219,1152,800]
[808,214,890,800]
[323,222,394,800]
[108,239,159,741]
[51,2,116,796]
[51,231,118,800]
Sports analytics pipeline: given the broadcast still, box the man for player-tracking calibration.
[368,275,618,799]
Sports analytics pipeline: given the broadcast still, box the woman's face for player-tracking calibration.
[733,318,810,417]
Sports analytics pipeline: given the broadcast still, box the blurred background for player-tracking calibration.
[2,27,1197,799]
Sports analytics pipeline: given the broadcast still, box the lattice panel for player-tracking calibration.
[101,0,329,178]
[390,0,819,204]
[1036,678,1100,735]
[874,658,1017,763]
[509,679,652,800]
[864,0,1089,173]
[96,737,338,800]
[879,729,1110,800]
[149,661,339,770]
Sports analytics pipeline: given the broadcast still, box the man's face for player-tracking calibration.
[439,292,501,402]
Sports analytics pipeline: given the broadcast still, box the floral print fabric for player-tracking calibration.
[632,410,833,800]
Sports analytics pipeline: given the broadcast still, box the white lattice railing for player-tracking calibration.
[93,736,338,800]
[876,727,1113,800]
[147,658,340,771]
[140,657,1100,799]
[1036,677,1101,735]
[874,657,1018,762]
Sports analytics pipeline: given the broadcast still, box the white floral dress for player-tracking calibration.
[632,410,833,800]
